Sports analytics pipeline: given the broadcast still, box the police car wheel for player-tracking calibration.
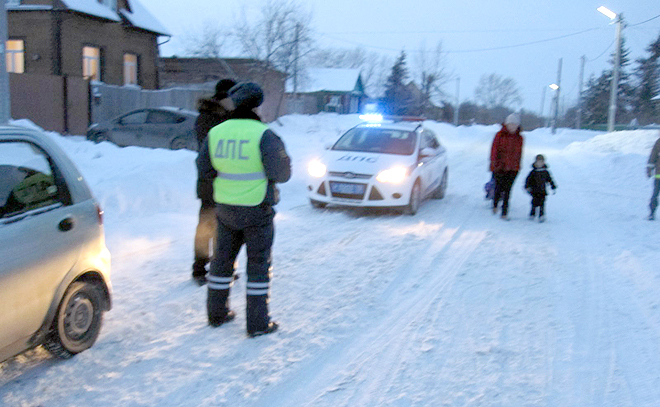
[310,199,327,209]
[44,282,106,359]
[405,181,421,215]
[432,169,448,199]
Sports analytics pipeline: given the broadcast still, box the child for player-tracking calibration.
[524,154,557,222]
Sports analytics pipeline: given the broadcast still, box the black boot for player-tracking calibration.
[207,287,234,327]
[192,257,208,285]
[246,295,274,336]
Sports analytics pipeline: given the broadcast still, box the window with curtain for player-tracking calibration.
[123,53,138,85]
[6,40,25,74]
[82,46,101,81]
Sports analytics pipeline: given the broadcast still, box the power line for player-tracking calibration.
[318,13,660,55]
[320,26,606,54]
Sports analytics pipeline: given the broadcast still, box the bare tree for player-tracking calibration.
[474,73,523,109]
[181,21,230,58]
[414,41,451,109]
[233,0,314,116]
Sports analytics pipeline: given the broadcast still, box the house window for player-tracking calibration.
[82,46,101,81]
[6,40,25,74]
[123,53,138,85]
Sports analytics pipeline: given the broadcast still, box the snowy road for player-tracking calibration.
[2,116,660,406]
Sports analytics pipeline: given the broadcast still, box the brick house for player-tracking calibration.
[159,57,287,123]
[5,0,168,133]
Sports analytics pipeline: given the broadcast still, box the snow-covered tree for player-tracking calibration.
[383,51,414,115]
[632,33,660,125]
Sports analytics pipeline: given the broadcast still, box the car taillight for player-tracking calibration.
[96,203,104,225]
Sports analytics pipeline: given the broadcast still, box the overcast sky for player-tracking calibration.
[139,0,660,116]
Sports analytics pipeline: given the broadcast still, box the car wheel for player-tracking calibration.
[405,180,421,215]
[310,199,327,209]
[90,132,109,143]
[44,281,106,359]
[170,137,188,150]
[432,169,448,199]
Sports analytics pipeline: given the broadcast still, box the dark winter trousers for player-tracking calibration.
[207,215,274,333]
[650,179,660,216]
[530,194,546,217]
[193,203,216,277]
[493,171,518,216]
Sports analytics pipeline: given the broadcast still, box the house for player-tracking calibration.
[158,57,287,123]
[286,68,367,115]
[5,0,169,133]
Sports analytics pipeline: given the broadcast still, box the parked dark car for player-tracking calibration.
[87,107,199,150]
[1,125,112,362]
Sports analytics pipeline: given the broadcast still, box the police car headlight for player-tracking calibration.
[377,166,408,184]
[308,160,327,178]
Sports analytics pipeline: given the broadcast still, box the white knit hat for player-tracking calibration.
[505,113,521,126]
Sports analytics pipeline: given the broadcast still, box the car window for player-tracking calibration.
[421,130,440,150]
[333,127,417,156]
[0,141,67,220]
[119,111,148,125]
[147,111,179,124]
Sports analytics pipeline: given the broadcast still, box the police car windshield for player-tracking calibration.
[332,128,417,156]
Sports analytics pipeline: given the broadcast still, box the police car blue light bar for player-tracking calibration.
[359,114,384,123]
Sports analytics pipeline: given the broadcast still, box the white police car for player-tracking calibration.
[307,115,448,215]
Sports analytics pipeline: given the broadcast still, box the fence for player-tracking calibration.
[90,82,214,124]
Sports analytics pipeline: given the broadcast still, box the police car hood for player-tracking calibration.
[324,150,415,174]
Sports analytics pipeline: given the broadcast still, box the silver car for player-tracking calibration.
[87,106,199,150]
[0,125,112,362]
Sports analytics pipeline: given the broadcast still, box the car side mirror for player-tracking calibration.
[420,147,435,158]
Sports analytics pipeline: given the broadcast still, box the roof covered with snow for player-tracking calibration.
[9,0,170,36]
[287,68,363,94]
[119,0,170,36]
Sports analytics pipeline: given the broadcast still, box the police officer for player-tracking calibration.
[196,82,291,337]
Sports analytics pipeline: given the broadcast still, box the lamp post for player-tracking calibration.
[598,6,622,133]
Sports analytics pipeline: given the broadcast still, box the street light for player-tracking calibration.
[598,6,622,132]
[549,84,559,91]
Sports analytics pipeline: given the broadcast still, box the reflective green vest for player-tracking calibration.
[208,119,269,206]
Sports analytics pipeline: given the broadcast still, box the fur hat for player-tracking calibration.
[505,113,521,126]
[214,79,237,100]
[228,82,264,110]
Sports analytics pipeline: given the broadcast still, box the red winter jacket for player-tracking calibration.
[490,125,523,172]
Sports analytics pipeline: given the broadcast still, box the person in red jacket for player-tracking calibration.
[490,113,524,219]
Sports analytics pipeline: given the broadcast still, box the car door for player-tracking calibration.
[418,130,441,195]
[0,140,82,351]
[142,110,180,148]
[111,110,149,147]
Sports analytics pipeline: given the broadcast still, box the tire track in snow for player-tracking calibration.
[249,205,486,407]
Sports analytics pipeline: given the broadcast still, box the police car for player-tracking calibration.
[307,115,448,215]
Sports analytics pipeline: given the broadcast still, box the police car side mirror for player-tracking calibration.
[420,147,435,158]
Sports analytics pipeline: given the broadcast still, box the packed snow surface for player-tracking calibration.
[2,114,660,407]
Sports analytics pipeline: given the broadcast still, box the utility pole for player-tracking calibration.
[453,76,460,126]
[539,86,546,124]
[551,58,562,135]
[0,0,11,124]
[607,14,623,133]
[577,55,585,130]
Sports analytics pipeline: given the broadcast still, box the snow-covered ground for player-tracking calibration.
[2,114,660,407]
